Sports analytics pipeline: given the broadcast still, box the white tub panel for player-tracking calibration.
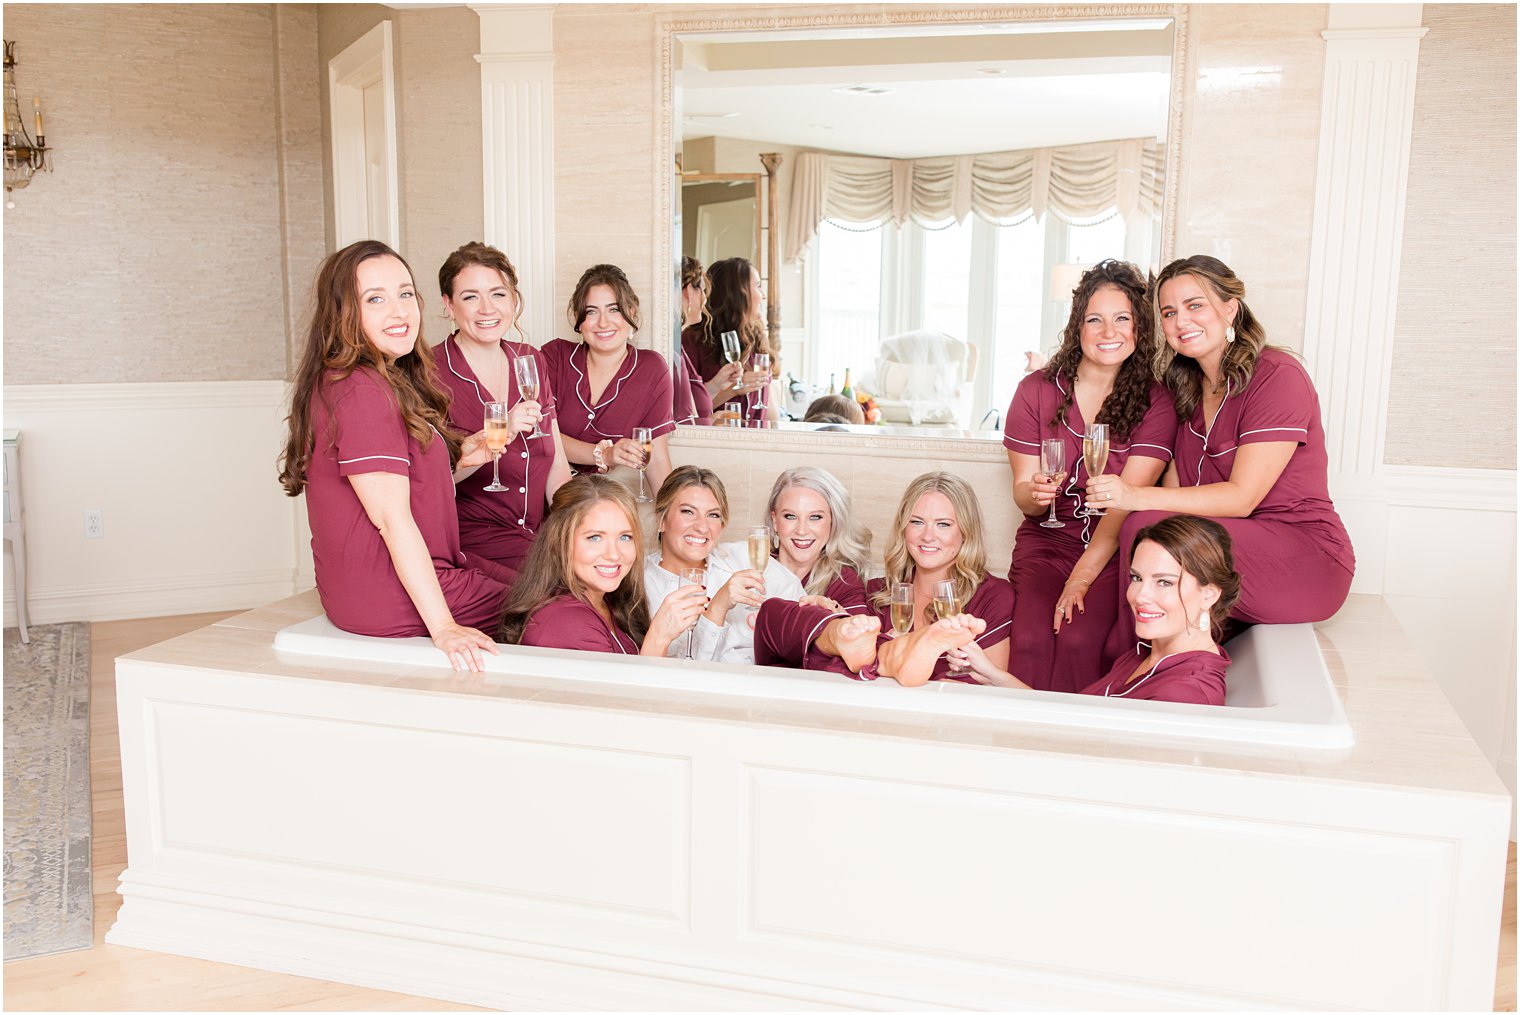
[149,699,694,923]
[742,766,1451,1009]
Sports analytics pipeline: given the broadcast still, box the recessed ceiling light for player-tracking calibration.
[809,123,835,130]
[832,84,894,96]
[978,68,1006,75]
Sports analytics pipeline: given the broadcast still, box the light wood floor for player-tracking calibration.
[2,612,1515,1011]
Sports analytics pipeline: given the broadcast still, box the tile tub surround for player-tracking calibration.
[107,591,1509,1010]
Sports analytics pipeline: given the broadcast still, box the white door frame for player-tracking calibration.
[329,21,400,248]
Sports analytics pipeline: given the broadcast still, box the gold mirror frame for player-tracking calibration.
[654,3,1191,443]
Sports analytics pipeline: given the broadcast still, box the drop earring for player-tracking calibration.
[1225,325,1236,344]
[1199,608,1211,633]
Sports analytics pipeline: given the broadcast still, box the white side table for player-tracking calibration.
[4,430,29,644]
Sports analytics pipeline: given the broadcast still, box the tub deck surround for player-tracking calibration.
[271,613,1354,749]
[109,592,1509,1011]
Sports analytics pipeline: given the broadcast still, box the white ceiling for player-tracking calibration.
[679,21,1174,160]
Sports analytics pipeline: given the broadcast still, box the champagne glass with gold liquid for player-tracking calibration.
[931,579,971,678]
[632,426,653,503]
[720,330,742,366]
[483,401,511,492]
[1039,438,1067,529]
[890,582,914,637]
[677,567,705,659]
[1082,423,1111,516]
[751,352,771,414]
[747,525,771,573]
[513,355,549,438]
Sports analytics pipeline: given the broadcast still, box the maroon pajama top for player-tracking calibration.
[541,339,676,449]
[683,326,761,423]
[754,573,1014,683]
[434,335,559,572]
[1002,373,1177,692]
[519,594,639,654]
[304,367,508,638]
[673,339,712,425]
[1081,645,1229,706]
[1110,349,1355,657]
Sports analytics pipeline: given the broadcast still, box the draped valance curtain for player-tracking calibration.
[784,138,1164,263]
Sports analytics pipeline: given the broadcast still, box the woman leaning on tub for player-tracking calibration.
[642,465,804,663]
[1087,255,1355,656]
[277,240,504,672]
[952,515,1239,706]
[497,475,706,656]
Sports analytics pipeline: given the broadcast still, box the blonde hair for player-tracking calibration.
[869,472,988,612]
[765,467,871,596]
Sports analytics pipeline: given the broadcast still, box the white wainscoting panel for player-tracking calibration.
[2,382,305,625]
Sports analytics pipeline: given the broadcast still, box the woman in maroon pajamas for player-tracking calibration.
[541,264,677,491]
[433,242,571,573]
[673,255,720,425]
[497,475,706,655]
[682,256,772,424]
[766,466,873,611]
[277,240,504,672]
[1003,260,1177,693]
[952,515,1239,706]
[754,472,1013,687]
[1087,255,1355,656]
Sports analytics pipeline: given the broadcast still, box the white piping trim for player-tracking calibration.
[338,454,409,465]
[1238,426,1308,438]
[1106,650,1183,698]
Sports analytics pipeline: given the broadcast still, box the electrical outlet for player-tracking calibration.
[84,509,104,539]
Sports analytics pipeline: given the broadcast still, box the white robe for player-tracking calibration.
[644,541,806,664]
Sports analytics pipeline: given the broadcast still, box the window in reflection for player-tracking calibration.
[813,218,883,393]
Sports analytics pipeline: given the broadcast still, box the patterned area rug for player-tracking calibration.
[3,622,93,961]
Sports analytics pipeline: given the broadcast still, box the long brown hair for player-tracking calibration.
[869,472,988,613]
[701,256,777,369]
[278,240,457,497]
[567,263,641,335]
[498,475,651,645]
[1130,514,1242,641]
[439,241,526,342]
[1152,255,1274,421]
[1043,259,1156,441]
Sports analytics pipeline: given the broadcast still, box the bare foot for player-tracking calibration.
[816,615,881,673]
[879,615,985,687]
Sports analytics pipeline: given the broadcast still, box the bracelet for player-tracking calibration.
[593,439,613,473]
[1066,577,1090,586]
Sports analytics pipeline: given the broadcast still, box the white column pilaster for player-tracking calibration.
[473,5,555,347]
[1302,5,1427,479]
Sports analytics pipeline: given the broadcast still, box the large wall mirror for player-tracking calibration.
[658,5,1189,440]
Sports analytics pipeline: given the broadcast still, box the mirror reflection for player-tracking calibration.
[674,16,1176,434]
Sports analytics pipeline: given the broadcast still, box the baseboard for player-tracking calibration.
[4,568,297,626]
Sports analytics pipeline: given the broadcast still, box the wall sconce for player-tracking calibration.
[4,40,52,207]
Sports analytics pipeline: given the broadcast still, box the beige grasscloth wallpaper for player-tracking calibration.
[3,3,321,385]
[1387,4,1517,470]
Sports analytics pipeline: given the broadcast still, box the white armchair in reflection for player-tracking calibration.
[865,330,976,428]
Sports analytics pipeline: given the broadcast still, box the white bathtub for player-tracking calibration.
[272,615,1353,749]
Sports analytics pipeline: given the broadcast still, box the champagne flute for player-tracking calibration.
[513,355,549,438]
[751,352,771,413]
[1039,438,1067,529]
[720,330,742,366]
[931,579,971,678]
[632,426,653,503]
[747,525,771,573]
[482,401,511,492]
[1082,423,1111,516]
[890,582,914,637]
[677,567,705,659]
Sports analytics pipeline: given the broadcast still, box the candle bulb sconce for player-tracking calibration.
[4,40,52,206]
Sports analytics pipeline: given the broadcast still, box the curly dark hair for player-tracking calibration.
[699,256,778,371]
[1042,259,1156,442]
